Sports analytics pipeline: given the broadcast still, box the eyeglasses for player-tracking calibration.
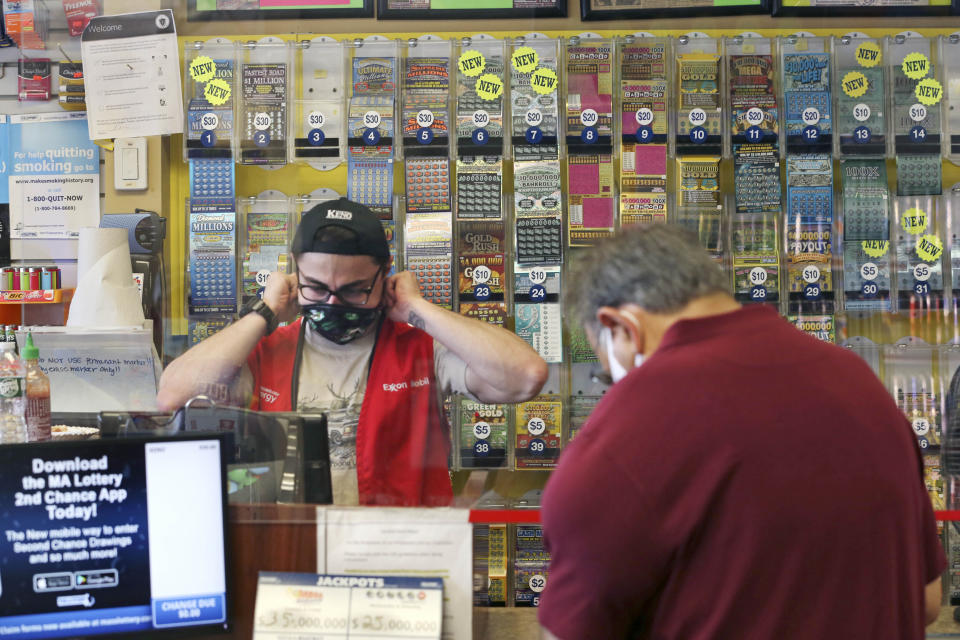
[297,267,383,305]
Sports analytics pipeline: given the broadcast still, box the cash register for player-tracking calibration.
[59,403,332,506]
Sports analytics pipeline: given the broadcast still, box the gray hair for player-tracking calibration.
[569,224,730,330]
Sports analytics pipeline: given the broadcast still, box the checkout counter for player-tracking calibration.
[40,408,539,639]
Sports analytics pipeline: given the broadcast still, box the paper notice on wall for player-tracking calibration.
[80,10,183,140]
[7,113,100,239]
[316,507,472,640]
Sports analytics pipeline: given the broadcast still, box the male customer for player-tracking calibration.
[538,224,944,639]
[158,198,547,506]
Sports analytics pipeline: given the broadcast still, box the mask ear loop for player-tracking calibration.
[602,326,631,383]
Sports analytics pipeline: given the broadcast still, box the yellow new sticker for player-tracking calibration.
[902,52,929,80]
[861,240,890,258]
[915,78,943,106]
[916,234,943,263]
[512,46,539,74]
[530,67,557,95]
[189,55,216,83]
[475,73,503,101]
[203,78,231,106]
[458,49,485,78]
[842,71,869,98]
[855,41,882,68]
[901,207,928,235]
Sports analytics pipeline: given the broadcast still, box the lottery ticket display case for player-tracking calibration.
[781,34,837,317]
[292,37,348,169]
[347,37,400,222]
[237,194,296,309]
[453,33,512,472]
[944,35,960,166]
[616,34,671,229]
[184,39,237,163]
[236,40,293,167]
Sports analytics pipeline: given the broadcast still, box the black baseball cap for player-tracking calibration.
[292,198,390,260]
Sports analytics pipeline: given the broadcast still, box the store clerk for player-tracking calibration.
[157,198,547,506]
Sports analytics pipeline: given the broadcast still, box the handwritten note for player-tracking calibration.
[22,328,160,413]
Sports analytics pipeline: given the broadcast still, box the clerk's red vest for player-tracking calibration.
[247,318,453,507]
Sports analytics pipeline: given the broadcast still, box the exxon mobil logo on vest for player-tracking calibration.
[259,386,280,405]
[326,210,353,220]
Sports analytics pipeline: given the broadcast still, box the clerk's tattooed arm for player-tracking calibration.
[384,270,547,404]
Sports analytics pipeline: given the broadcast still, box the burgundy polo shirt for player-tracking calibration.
[539,306,945,640]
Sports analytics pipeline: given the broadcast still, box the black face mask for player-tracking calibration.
[302,302,381,345]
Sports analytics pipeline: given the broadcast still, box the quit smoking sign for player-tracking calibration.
[7,114,100,239]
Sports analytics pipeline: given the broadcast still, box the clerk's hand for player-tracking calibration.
[383,271,425,325]
[262,272,299,324]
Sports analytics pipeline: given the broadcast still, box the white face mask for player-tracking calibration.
[601,326,644,383]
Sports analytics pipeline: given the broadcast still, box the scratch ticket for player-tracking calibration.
[514,266,562,364]
[567,153,614,247]
[565,43,613,139]
[514,399,563,470]
[459,399,508,469]
[788,314,835,343]
[514,525,550,607]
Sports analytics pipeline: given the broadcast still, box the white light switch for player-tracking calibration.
[121,148,139,180]
[114,137,147,190]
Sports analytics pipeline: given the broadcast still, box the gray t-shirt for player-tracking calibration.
[296,324,474,505]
